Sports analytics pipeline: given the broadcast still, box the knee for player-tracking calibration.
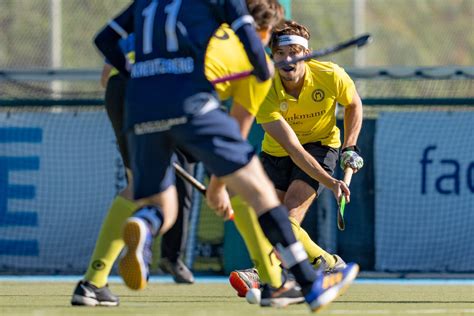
[287,206,305,224]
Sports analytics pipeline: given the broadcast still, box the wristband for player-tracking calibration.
[341,145,361,154]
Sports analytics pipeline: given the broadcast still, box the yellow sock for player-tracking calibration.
[231,196,282,288]
[84,196,137,288]
[288,216,336,268]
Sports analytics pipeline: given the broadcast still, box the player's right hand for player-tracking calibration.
[206,181,234,220]
[331,180,350,204]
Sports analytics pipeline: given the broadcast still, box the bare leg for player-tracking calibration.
[135,185,178,235]
[221,156,280,214]
[285,179,316,223]
[118,168,134,200]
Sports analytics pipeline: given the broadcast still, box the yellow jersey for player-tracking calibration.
[205,24,272,116]
[256,60,356,157]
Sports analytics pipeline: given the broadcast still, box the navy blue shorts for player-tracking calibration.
[127,95,254,199]
[260,142,338,196]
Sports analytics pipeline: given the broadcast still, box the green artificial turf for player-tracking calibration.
[0,282,472,316]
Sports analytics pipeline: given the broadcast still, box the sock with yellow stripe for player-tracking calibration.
[84,196,137,288]
[288,216,336,269]
[231,196,282,288]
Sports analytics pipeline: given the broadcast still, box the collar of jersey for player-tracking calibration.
[275,63,314,102]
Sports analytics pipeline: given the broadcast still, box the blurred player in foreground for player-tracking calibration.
[72,36,197,307]
[71,0,279,306]
[99,36,196,286]
[93,0,359,312]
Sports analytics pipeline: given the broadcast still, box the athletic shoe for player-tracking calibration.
[305,262,359,312]
[119,217,153,290]
[229,268,260,297]
[259,279,305,307]
[71,280,119,307]
[159,258,195,284]
[323,255,347,273]
[313,254,347,273]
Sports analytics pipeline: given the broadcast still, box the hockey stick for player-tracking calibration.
[173,162,234,220]
[337,167,354,231]
[211,71,253,85]
[210,33,373,85]
[173,162,207,195]
[275,33,372,68]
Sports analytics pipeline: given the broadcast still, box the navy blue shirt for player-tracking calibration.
[95,0,269,129]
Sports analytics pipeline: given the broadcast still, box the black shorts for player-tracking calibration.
[260,142,339,195]
[104,74,129,168]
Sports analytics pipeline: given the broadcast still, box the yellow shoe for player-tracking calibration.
[119,218,152,290]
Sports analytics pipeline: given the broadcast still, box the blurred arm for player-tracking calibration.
[94,3,134,78]
[230,102,255,139]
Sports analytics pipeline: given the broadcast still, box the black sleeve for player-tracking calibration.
[223,0,270,81]
[94,3,135,78]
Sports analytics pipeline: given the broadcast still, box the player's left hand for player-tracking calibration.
[340,147,364,172]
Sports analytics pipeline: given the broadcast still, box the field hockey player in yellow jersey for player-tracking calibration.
[207,8,346,307]
[250,19,364,301]
[228,20,365,305]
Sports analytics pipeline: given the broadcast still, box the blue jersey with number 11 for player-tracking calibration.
[96,0,269,129]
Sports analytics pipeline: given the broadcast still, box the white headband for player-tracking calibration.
[276,35,308,49]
